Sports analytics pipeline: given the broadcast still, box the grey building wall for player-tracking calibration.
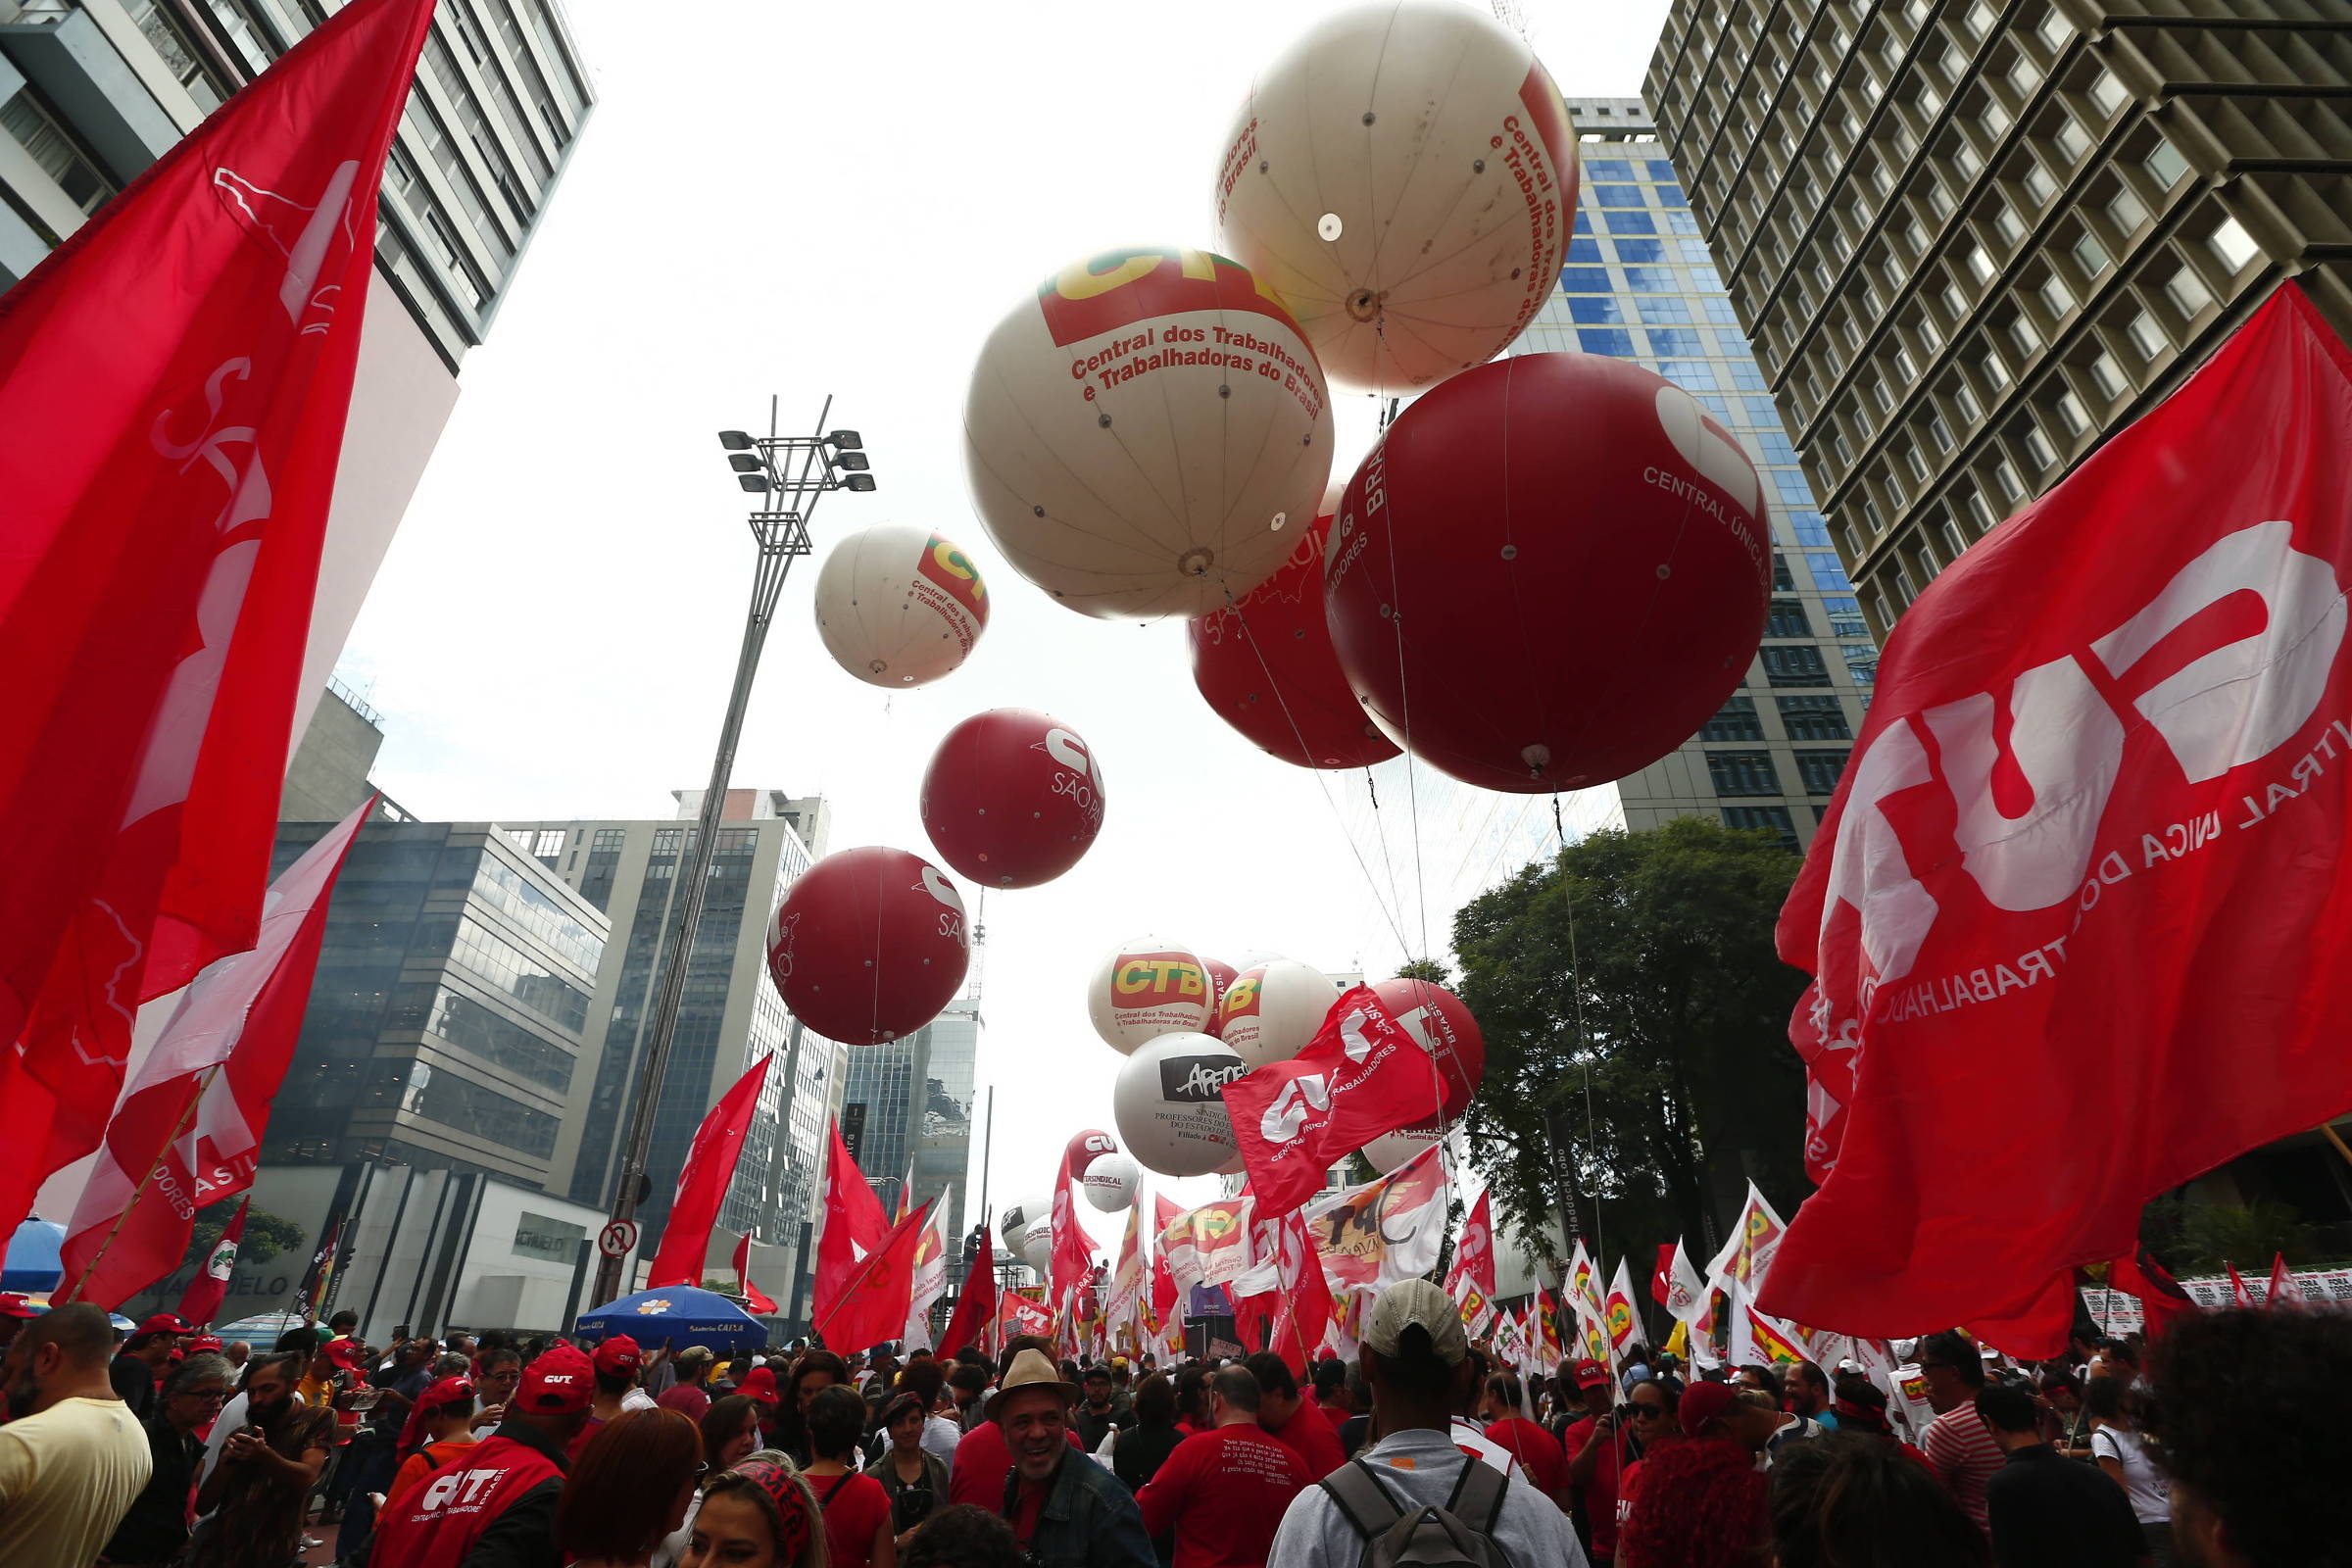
[838,997,978,1250]
[279,682,387,824]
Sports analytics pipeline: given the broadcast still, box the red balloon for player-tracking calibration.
[767,847,970,1046]
[1324,354,1772,792]
[1200,956,1239,1033]
[1188,515,1400,769]
[920,709,1105,888]
[1369,976,1484,1120]
[1062,1128,1116,1178]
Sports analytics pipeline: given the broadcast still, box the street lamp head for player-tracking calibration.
[718,430,755,451]
[738,473,772,493]
[727,454,763,473]
[844,473,877,493]
[826,429,863,452]
[831,451,870,472]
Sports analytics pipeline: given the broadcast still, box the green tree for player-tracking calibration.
[1451,817,1810,1274]
[179,1200,306,1269]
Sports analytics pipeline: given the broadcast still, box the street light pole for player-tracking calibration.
[591,397,873,1307]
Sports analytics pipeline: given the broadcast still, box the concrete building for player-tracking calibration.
[838,996,980,1248]
[502,790,838,1307]
[0,0,594,731]
[1643,0,2352,638]
[259,819,611,1192]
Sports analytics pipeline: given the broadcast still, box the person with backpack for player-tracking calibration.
[1267,1279,1585,1568]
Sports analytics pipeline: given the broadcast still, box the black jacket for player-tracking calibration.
[1984,1444,2145,1568]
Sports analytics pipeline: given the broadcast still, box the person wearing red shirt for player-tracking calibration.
[1478,1371,1565,1496]
[1138,1364,1309,1568]
[1560,1358,1632,1562]
[802,1385,895,1568]
[1244,1352,1343,1481]
[946,1339,1083,1510]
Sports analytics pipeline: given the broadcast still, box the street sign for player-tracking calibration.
[598,1220,639,1259]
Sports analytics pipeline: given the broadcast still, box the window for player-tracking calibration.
[2038,272,2074,318]
[1822,597,1869,638]
[1647,327,1706,355]
[1586,159,1636,179]
[2087,352,2126,400]
[2126,312,2167,361]
[1569,297,1627,323]
[2144,139,2189,189]
[2054,388,2090,435]
[1763,646,1833,687]
[1604,210,1658,234]
[2106,185,2147,236]
[1785,511,1831,547]
[1774,554,1796,591]
[0,95,115,215]
[1655,360,1717,388]
[530,829,564,858]
[1721,806,1799,851]
[2020,162,2057,209]
[1803,552,1853,590]
[1614,238,1666,264]
[1991,204,2026,248]
[1559,267,1612,292]
[2018,420,2057,469]
[2207,217,2259,272]
[1597,185,1648,207]
[2164,266,2213,318]
[1579,328,1636,355]
[1942,517,1970,562]
[1794,749,1851,794]
[1965,245,1995,285]
[1708,752,1784,797]
[1767,599,1814,637]
[2072,231,2110,276]
[1701,697,1766,742]
[1623,266,1677,292]
[1636,297,1691,323]
[1568,234,1605,263]
[1778,695,1852,740]
[1841,645,1882,684]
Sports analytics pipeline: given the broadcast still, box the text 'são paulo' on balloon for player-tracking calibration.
[1113,1033,1248,1178]
[1217,2,1576,394]
[766,846,970,1046]
[1088,937,1214,1054]
[1079,1151,1140,1213]
[1189,514,1400,769]
[1370,976,1485,1120]
[920,710,1104,889]
[964,246,1335,618]
[813,523,989,687]
[1215,957,1340,1069]
[1326,353,1772,793]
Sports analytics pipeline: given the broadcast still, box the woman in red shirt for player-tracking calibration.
[800,1385,895,1568]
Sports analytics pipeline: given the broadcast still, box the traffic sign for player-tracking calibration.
[598,1220,639,1259]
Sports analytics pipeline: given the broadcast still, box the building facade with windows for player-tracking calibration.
[260,819,610,1191]
[0,0,593,736]
[1644,0,2352,636]
[838,997,980,1252]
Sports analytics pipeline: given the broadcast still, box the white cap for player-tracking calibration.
[1361,1278,1468,1367]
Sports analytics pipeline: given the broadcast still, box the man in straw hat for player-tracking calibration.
[991,1347,1155,1568]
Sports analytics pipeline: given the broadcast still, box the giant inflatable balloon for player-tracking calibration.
[1019,1217,1055,1277]
[1215,958,1340,1069]
[1113,1032,1247,1177]
[1079,1151,1140,1213]
[1001,1198,1049,1253]
[1372,976,1485,1119]
[964,246,1336,618]
[1217,2,1576,393]
[1325,354,1771,793]
[1088,938,1215,1054]
[1190,514,1400,769]
[921,710,1105,889]
[813,523,989,687]
[767,847,969,1045]
[1063,1128,1118,1178]
[1361,1121,1441,1173]
[1200,956,1239,1029]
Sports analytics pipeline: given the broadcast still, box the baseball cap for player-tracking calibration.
[675,1345,713,1369]
[515,1345,594,1415]
[419,1374,475,1408]
[135,1313,188,1336]
[0,1294,38,1320]
[739,1365,781,1406]
[1679,1380,1740,1435]
[1572,1358,1612,1393]
[189,1335,223,1352]
[1360,1279,1468,1367]
[324,1339,365,1371]
[591,1335,643,1377]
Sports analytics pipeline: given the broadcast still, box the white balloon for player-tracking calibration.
[1361,1121,1443,1173]
[813,523,989,687]
[1078,1151,1141,1213]
[1000,1196,1050,1252]
[1088,936,1215,1054]
[1215,957,1340,1069]
[1020,1225,1054,1278]
[1113,1032,1247,1178]
[964,246,1336,618]
[1217,2,1576,393]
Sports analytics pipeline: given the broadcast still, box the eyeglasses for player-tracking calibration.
[178,1389,229,1403]
[1629,1404,1665,1419]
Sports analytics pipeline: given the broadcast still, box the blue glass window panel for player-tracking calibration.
[1642,159,1679,180]
[1623,266,1677,292]
[1602,210,1656,234]
[1613,238,1666,264]
[1657,359,1718,388]
[1680,239,1721,265]
[1568,233,1604,263]
[1716,328,1755,356]
[1743,396,1784,425]
[1586,159,1636,179]
[1578,327,1636,355]
[1688,266,1726,292]
[1655,182,1690,208]
[1805,552,1854,590]
[1596,184,1648,207]
[1663,209,1702,234]
[1636,297,1691,324]
[1702,297,1742,323]
[1568,296,1626,323]
[1779,471,1821,504]
[1694,394,1733,422]
[1727,361,1768,391]
[1560,267,1612,292]
[1784,507,1829,539]
[1757,434,1800,465]
[1646,327,1705,355]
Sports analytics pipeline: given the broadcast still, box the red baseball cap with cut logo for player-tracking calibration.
[517,1345,594,1415]
[591,1336,643,1377]
[135,1313,189,1336]
[1572,1358,1612,1392]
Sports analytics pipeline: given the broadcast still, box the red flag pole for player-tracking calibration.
[55,1063,221,1304]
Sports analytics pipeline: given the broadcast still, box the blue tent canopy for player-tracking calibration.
[575,1286,764,1351]
[2,1219,64,1294]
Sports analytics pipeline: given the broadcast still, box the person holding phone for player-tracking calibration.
[187,1352,331,1568]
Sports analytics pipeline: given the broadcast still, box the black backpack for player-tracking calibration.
[1319,1456,1517,1568]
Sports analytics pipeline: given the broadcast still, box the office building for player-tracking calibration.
[503,790,838,1301]
[261,819,611,1192]
[1644,0,2352,636]
[0,0,594,727]
[839,997,980,1247]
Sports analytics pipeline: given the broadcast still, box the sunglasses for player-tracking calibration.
[1629,1404,1665,1419]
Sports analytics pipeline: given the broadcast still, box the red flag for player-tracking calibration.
[1446,1190,1496,1299]
[734,1233,777,1315]
[2226,1261,2254,1307]
[814,1199,937,1353]
[1259,1207,1336,1373]
[1049,1143,1100,1304]
[1224,985,1446,1214]
[644,1056,773,1289]
[2109,1245,2194,1341]
[937,1229,997,1360]
[1651,1244,1677,1307]
[998,1290,1054,1343]
[2266,1250,2296,1311]
[59,798,370,1308]
[812,1118,890,1327]
[1767,286,2352,1350]
[0,0,438,1242]
[176,1195,249,1328]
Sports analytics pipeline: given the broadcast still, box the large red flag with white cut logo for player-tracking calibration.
[645,1055,773,1289]
[733,1233,778,1316]
[812,1117,890,1327]
[0,0,437,1243]
[1446,1190,1496,1299]
[59,798,371,1309]
[1050,1134,1109,1306]
[815,1198,937,1353]
[176,1195,248,1328]
[1769,285,2352,1352]
[1223,985,1446,1214]
[936,1228,997,1361]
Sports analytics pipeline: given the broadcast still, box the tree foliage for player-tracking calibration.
[1450,817,1811,1276]
[179,1200,306,1269]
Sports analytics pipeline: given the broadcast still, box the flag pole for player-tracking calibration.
[57,1062,222,1305]
[2320,1120,2352,1172]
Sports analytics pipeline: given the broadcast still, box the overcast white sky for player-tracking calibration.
[340,0,1676,1255]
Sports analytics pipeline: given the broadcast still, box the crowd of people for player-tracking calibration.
[0,1281,2343,1568]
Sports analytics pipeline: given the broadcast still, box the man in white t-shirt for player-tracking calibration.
[0,1302,153,1568]
[1269,1280,1582,1568]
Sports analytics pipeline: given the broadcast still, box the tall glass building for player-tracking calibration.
[838,997,979,1250]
